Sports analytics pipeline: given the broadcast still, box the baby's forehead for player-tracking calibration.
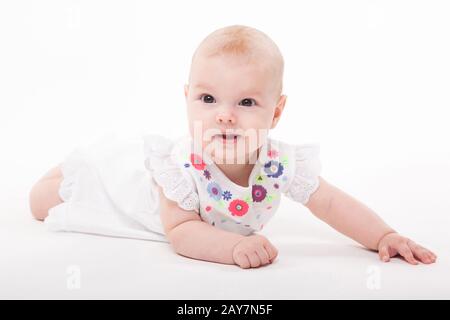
[193,53,277,80]
[193,81,267,96]
[190,61,276,85]
[191,56,279,96]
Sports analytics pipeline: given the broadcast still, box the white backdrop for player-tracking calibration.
[1,0,449,299]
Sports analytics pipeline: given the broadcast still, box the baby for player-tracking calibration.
[29,25,437,269]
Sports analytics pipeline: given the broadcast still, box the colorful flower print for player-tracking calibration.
[266,194,275,203]
[205,205,212,212]
[222,190,232,201]
[207,182,222,201]
[184,163,190,168]
[190,153,206,170]
[252,185,267,202]
[264,160,284,178]
[267,149,279,159]
[203,169,211,180]
[255,174,265,183]
[274,183,279,189]
[228,199,249,217]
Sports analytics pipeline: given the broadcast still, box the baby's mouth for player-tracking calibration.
[214,133,240,144]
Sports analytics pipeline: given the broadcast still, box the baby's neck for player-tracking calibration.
[214,162,255,188]
[212,147,260,188]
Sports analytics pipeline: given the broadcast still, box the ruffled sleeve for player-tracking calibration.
[143,134,200,213]
[282,143,322,205]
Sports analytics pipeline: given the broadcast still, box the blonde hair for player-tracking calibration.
[190,25,284,96]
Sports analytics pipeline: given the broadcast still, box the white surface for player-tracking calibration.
[1,0,450,299]
[1,164,449,299]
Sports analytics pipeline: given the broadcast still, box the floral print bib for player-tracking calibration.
[144,134,322,236]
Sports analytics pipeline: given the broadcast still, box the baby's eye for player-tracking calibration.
[200,94,216,104]
[239,98,256,107]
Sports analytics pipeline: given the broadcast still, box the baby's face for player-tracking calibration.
[185,54,286,164]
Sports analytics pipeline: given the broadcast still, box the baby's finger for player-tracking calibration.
[247,252,262,268]
[397,243,418,265]
[408,241,436,264]
[412,242,437,260]
[421,251,436,264]
[264,243,278,262]
[235,252,251,269]
[378,246,391,262]
[427,251,437,262]
[255,247,270,266]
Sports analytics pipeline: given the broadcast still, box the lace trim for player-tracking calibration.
[143,135,199,213]
[284,144,321,205]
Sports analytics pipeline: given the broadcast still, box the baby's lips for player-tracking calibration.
[216,133,240,139]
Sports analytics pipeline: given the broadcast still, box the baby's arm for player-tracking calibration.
[305,177,437,264]
[157,187,278,268]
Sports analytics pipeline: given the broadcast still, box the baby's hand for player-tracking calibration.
[377,232,437,265]
[232,234,278,269]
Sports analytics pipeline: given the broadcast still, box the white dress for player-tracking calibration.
[45,132,322,243]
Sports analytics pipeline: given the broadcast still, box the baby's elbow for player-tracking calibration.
[166,230,183,255]
[165,219,198,254]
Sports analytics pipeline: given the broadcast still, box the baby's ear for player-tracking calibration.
[184,84,189,99]
[271,94,287,129]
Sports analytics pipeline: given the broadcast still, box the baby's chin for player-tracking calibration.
[197,136,263,165]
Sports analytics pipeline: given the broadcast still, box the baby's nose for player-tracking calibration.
[216,112,236,125]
